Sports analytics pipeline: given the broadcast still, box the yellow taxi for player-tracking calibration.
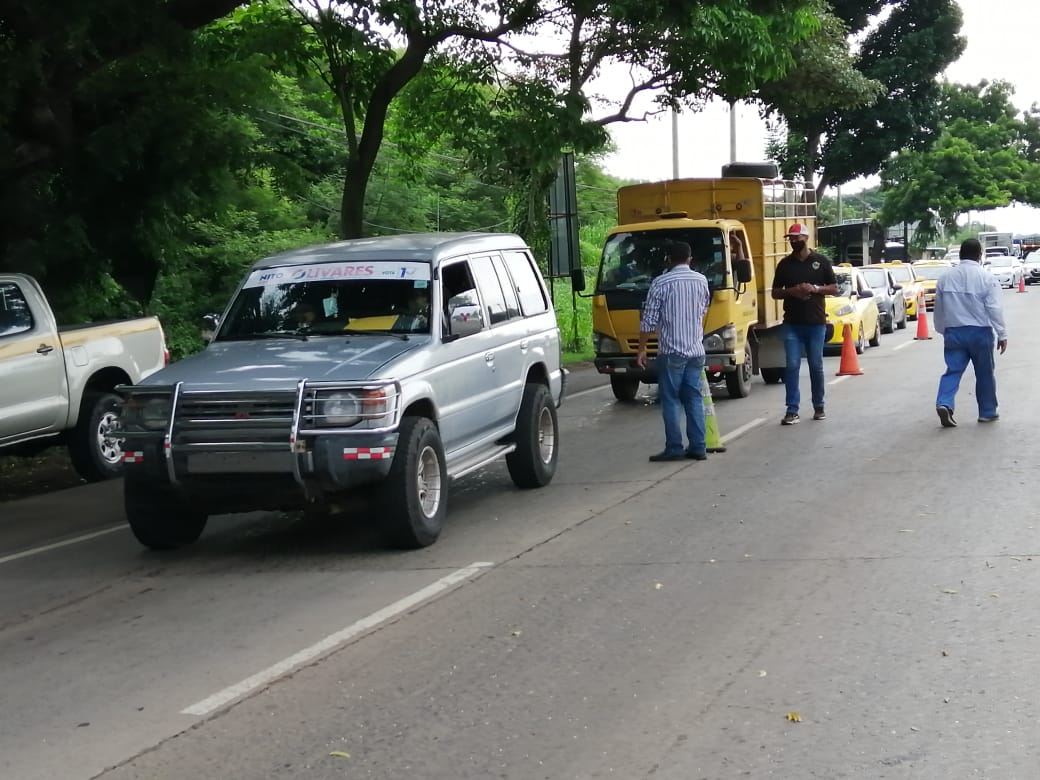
[910,261,954,310]
[877,261,923,319]
[826,266,881,354]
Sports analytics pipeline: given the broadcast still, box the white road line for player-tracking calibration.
[567,383,613,400]
[721,416,769,444]
[180,561,495,717]
[0,525,125,566]
[893,340,917,351]
[828,375,851,386]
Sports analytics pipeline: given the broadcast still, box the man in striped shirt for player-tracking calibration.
[636,241,712,462]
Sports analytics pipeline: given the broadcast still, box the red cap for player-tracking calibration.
[786,223,810,237]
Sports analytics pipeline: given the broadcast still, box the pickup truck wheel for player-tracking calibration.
[381,416,447,549]
[506,383,559,489]
[760,368,783,385]
[610,375,640,402]
[124,479,208,550]
[724,346,752,399]
[68,392,125,482]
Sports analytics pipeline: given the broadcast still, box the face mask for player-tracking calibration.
[790,240,806,252]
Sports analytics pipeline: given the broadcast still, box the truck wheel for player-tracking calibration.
[68,391,124,482]
[507,383,559,489]
[724,346,752,399]
[125,478,208,550]
[381,416,447,549]
[760,368,783,385]
[610,375,640,402]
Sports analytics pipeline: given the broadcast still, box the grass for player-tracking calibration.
[551,276,595,363]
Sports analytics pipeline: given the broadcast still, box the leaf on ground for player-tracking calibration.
[329,751,351,758]
[898,529,914,533]
[758,670,767,677]
[655,582,663,590]
[941,588,958,594]
[785,711,801,722]
[511,629,522,637]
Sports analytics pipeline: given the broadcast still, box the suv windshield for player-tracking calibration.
[987,256,1013,268]
[598,227,727,293]
[217,260,433,340]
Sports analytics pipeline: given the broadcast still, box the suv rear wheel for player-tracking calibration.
[381,416,447,549]
[507,383,559,489]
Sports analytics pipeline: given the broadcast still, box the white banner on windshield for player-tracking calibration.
[244,261,431,288]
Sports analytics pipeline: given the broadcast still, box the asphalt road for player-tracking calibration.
[3,289,1039,780]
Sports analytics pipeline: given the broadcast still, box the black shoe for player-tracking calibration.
[936,405,957,428]
[781,412,800,425]
[813,408,826,421]
[686,451,707,461]
[649,451,686,462]
[978,415,1000,423]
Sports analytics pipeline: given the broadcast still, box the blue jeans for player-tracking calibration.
[658,354,706,455]
[936,326,998,417]
[783,323,826,414]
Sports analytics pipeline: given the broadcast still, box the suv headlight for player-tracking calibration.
[121,394,172,431]
[319,391,362,426]
[309,385,398,429]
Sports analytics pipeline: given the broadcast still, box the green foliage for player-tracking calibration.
[879,81,1040,241]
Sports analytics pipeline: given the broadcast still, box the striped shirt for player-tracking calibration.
[933,260,1007,340]
[640,265,711,358]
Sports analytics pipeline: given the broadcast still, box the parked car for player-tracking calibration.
[115,232,567,551]
[826,266,880,355]
[858,265,907,333]
[877,261,923,320]
[0,274,168,481]
[985,254,1024,289]
[910,261,954,310]
[1023,250,1040,285]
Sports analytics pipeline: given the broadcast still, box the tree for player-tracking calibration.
[762,0,965,200]
[879,81,1040,242]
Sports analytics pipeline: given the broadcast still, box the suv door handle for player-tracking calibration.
[36,344,55,355]
[484,352,495,363]
[519,339,529,352]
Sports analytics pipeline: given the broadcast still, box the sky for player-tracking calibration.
[598,0,1040,236]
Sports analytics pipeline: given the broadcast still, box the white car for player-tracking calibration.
[985,254,1024,288]
[1023,250,1040,285]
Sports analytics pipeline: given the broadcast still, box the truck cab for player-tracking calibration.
[591,172,816,400]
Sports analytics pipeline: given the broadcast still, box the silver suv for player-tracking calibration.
[117,233,565,550]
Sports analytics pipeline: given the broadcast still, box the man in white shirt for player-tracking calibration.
[933,238,1008,427]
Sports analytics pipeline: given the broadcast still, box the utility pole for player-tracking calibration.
[671,109,679,179]
[729,101,737,163]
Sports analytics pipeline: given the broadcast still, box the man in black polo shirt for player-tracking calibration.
[771,223,838,425]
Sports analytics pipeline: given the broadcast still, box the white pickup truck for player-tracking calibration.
[0,273,168,482]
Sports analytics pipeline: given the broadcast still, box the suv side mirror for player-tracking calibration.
[892,284,902,292]
[858,289,874,298]
[446,301,485,339]
[570,267,586,293]
[201,313,221,342]
[733,258,753,284]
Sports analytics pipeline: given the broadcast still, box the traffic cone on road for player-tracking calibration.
[702,369,726,453]
[914,292,932,340]
[1018,275,1027,293]
[836,324,864,376]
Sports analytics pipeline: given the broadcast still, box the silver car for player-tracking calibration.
[117,233,566,550]
[858,265,907,333]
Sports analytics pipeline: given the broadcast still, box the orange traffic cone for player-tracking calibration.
[1018,274,1027,293]
[836,323,864,376]
[915,292,932,340]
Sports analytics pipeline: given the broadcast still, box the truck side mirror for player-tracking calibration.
[570,267,586,293]
[200,313,221,342]
[733,258,753,284]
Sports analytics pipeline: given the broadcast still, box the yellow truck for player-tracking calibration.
[591,172,816,400]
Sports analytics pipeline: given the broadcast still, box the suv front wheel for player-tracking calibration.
[381,416,447,549]
[507,383,559,489]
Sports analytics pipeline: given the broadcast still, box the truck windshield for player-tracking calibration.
[597,228,727,293]
[216,260,433,340]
